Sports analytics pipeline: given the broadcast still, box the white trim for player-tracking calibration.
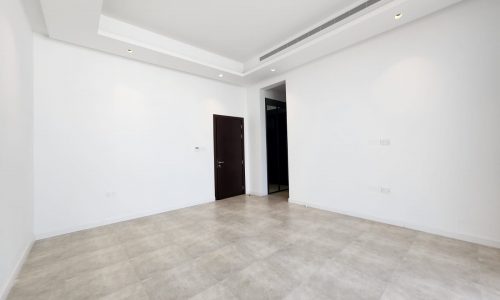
[35,199,214,240]
[0,239,34,300]
[98,15,244,74]
[289,198,500,249]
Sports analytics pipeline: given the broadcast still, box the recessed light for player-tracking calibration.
[218,74,224,78]
[270,68,276,72]
[395,13,403,20]
[127,49,133,53]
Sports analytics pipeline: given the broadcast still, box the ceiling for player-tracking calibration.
[102,0,355,61]
[25,0,463,85]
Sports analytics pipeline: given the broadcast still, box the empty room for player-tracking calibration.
[1,0,500,299]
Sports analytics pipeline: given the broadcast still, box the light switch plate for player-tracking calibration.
[380,139,391,146]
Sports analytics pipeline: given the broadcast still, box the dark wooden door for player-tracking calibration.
[213,115,245,200]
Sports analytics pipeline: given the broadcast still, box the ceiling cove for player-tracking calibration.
[25,0,462,85]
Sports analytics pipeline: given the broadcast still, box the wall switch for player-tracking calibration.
[380,187,391,194]
[380,139,391,146]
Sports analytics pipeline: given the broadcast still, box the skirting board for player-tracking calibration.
[247,192,268,197]
[289,198,500,249]
[0,239,34,300]
[35,199,214,240]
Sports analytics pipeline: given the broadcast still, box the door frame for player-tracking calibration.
[213,114,246,200]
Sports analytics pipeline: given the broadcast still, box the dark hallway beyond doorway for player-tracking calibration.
[265,98,288,194]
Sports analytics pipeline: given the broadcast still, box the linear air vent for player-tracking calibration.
[259,0,383,61]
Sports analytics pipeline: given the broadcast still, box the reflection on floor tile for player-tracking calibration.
[7,191,500,299]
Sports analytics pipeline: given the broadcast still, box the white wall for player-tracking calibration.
[34,35,246,238]
[247,0,500,247]
[0,0,34,298]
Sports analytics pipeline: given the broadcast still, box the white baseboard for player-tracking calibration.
[35,199,214,240]
[289,198,500,249]
[0,239,34,300]
[246,190,268,197]
[249,193,268,197]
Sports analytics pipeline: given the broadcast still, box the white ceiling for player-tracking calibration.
[102,0,355,61]
[25,0,463,85]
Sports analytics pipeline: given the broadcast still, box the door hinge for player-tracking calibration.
[242,185,245,190]
[241,160,244,165]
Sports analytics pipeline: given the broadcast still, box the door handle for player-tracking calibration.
[217,161,225,164]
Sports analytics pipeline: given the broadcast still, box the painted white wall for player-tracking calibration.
[0,0,34,298]
[34,35,246,238]
[245,87,271,196]
[247,0,500,247]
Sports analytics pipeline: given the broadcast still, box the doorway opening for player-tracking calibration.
[264,83,289,194]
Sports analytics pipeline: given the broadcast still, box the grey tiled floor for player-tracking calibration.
[8,192,500,299]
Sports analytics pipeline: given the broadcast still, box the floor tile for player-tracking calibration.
[25,233,119,271]
[129,245,191,279]
[181,235,229,259]
[382,272,482,300]
[306,257,390,300]
[480,263,500,294]
[195,243,256,281]
[62,261,139,300]
[188,283,237,300]
[7,275,66,300]
[283,283,331,300]
[111,219,160,243]
[121,233,172,258]
[480,286,500,300]
[222,260,296,300]
[8,191,500,300]
[264,245,327,283]
[16,245,129,288]
[384,252,482,299]
[63,245,130,278]
[409,233,479,267]
[99,283,150,300]
[234,234,291,259]
[479,246,500,265]
[142,261,217,300]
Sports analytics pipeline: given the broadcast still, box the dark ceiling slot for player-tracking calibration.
[259,0,383,61]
